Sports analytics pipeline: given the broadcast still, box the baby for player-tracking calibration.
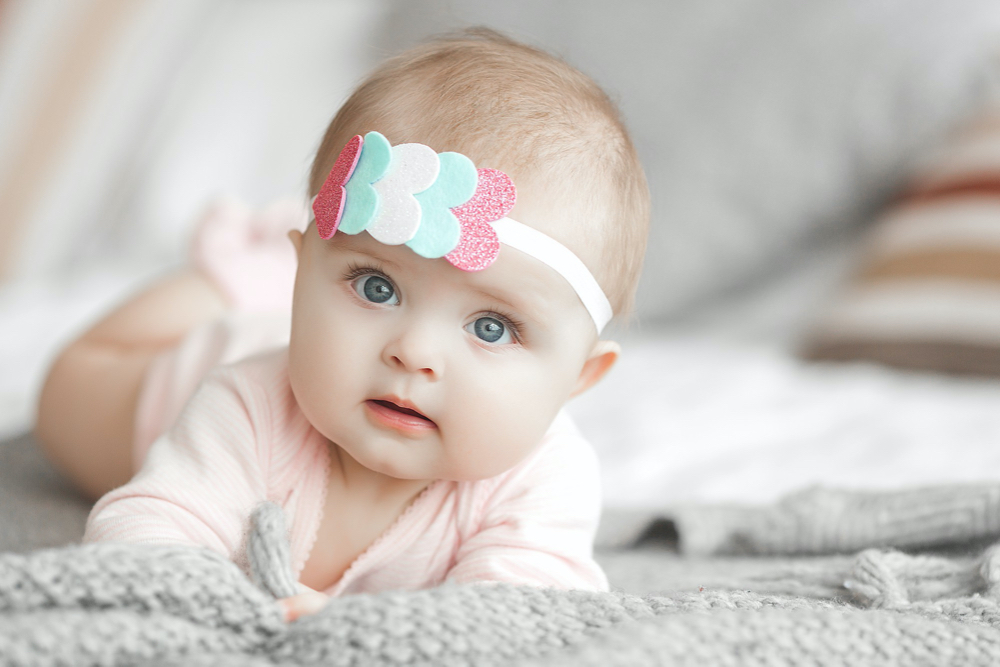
[36,29,649,619]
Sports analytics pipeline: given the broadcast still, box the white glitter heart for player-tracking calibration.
[368,143,440,245]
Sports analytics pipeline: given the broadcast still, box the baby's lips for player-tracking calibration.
[371,396,434,423]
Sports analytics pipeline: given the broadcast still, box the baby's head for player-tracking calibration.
[288,29,649,482]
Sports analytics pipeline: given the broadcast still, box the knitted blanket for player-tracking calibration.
[4,501,1000,666]
[7,426,1000,666]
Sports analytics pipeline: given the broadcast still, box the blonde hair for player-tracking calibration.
[309,28,649,316]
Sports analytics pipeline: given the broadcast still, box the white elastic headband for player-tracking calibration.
[491,217,613,333]
[311,217,615,333]
[311,131,614,334]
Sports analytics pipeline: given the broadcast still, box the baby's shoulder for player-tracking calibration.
[192,346,324,476]
[213,345,290,382]
[200,346,307,433]
[205,346,291,401]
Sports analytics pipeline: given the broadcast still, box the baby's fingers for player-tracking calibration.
[277,589,329,622]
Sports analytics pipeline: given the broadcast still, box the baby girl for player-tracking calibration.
[36,29,649,619]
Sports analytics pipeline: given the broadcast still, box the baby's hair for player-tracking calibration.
[309,28,649,317]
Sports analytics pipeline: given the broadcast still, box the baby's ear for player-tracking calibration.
[570,340,620,398]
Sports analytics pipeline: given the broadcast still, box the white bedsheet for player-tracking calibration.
[571,335,1000,507]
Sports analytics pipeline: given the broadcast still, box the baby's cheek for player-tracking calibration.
[443,380,555,480]
[289,302,368,434]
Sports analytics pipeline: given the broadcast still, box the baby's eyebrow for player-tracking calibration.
[470,286,542,325]
[333,244,402,271]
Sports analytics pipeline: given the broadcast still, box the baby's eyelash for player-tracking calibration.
[342,261,389,282]
[483,308,526,344]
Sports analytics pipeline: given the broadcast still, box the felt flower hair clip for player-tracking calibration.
[311,131,613,332]
[313,131,513,272]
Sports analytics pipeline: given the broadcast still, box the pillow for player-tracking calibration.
[378,0,1000,322]
[801,110,1000,375]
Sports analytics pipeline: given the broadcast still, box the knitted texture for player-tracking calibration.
[599,484,1000,555]
[0,542,285,664]
[246,501,298,600]
[5,502,1000,665]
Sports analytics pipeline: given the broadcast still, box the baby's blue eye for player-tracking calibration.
[465,316,513,345]
[353,274,398,305]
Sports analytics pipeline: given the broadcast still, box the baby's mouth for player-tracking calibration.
[366,398,437,429]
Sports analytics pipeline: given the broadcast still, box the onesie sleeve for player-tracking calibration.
[83,364,270,560]
[445,422,609,592]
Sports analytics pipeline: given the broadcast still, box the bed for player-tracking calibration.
[4,0,1000,663]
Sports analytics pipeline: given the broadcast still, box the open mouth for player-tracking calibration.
[365,398,437,431]
[373,400,430,421]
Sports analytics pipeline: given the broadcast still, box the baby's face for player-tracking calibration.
[287,223,603,482]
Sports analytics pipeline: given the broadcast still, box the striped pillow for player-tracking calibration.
[802,113,1000,375]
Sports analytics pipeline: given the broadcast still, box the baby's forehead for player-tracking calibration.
[320,228,591,327]
[505,179,606,276]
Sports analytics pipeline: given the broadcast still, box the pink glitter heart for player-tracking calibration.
[314,135,363,239]
[446,168,516,271]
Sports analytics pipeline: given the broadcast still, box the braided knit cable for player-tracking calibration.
[246,501,299,600]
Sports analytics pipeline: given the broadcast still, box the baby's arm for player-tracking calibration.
[446,430,608,592]
[84,365,267,558]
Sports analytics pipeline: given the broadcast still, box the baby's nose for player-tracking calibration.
[382,325,444,379]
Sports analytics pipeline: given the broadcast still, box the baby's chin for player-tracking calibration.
[337,442,434,481]
[351,448,523,484]
[426,454,534,484]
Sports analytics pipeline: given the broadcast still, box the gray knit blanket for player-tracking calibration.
[4,524,1000,666]
[5,430,1000,665]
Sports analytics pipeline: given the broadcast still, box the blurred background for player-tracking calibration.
[4,0,1000,509]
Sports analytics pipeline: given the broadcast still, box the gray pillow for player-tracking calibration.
[378,0,1000,322]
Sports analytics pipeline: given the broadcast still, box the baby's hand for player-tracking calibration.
[277,585,329,622]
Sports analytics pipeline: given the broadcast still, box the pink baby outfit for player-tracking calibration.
[85,196,607,594]
[84,347,608,595]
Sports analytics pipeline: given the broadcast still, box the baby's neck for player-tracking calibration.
[326,441,431,505]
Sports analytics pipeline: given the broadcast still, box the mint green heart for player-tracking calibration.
[406,152,477,258]
[338,131,392,235]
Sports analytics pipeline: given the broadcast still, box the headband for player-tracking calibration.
[311,131,613,333]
